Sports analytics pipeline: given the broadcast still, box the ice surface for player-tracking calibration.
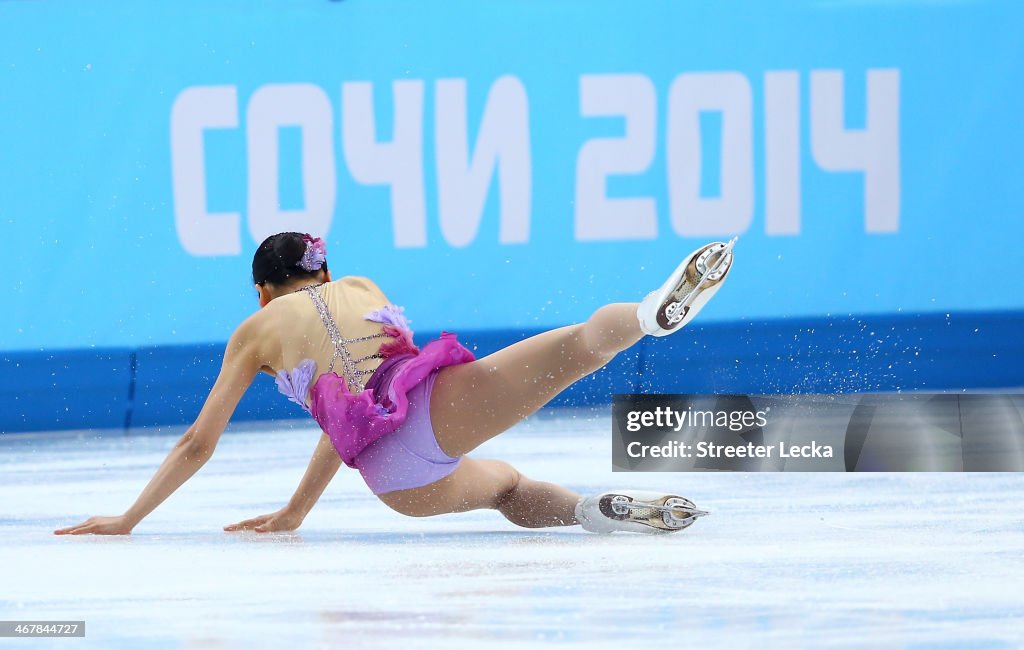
[2,407,1023,648]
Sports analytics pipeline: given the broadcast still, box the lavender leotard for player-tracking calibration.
[353,358,460,494]
[275,284,475,495]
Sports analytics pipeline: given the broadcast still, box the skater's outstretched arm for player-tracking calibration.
[54,321,262,535]
[224,432,342,533]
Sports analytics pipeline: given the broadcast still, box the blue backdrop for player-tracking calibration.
[2,1,1022,432]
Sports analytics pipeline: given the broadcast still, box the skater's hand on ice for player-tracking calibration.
[223,507,303,533]
[54,515,133,536]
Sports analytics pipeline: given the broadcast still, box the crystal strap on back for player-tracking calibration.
[299,284,388,392]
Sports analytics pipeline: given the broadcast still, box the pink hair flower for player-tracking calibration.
[298,235,327,271]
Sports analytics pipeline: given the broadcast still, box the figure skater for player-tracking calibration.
[55,233,735,536]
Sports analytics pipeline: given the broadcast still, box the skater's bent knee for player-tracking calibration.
[492,464,523,510]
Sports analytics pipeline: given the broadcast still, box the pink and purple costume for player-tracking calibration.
[276,284,475,495]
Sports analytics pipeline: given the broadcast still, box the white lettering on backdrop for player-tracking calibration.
[170,70,900,254]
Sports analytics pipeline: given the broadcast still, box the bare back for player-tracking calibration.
[249,276,393,390]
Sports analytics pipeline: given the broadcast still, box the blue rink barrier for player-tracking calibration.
[2,311,1021,434]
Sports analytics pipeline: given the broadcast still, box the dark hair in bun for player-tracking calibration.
[251,232,329,286]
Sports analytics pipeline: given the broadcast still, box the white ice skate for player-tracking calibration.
[637,238,737,337]
[574,490,709,534]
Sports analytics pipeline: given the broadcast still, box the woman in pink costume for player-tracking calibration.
[56,232,735,536]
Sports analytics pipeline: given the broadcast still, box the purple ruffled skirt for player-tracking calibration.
[309,332,475,468]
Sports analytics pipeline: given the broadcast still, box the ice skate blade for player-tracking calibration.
[602,494,709,533]
[661,498,710,530]
[641,238,737,337]
[659,239,735,328]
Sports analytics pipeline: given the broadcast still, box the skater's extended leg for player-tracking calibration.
[430,302,644,456]
[430,239,737,457]
[376,456,581,528]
